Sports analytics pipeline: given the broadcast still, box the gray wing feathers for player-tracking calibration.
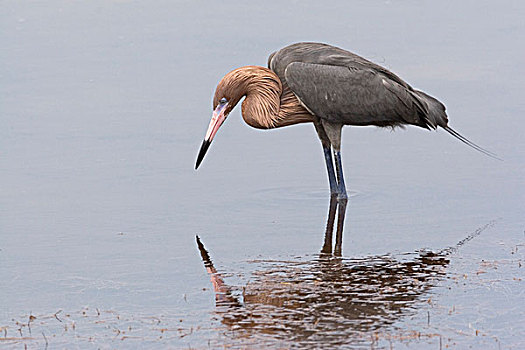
[285,62,427,127]
[270,42,449,129]
[270,42,410,89]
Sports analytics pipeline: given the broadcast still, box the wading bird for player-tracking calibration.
[195,42,496,199]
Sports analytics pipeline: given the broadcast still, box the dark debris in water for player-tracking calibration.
[0,308,198,348]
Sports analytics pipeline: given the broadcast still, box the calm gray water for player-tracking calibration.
[1,1,524,348]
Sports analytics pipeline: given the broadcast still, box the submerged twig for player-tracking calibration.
[54,310,63,323]
[27,313,35,335]
[42,332,48,349]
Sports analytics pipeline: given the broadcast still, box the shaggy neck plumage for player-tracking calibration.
[216,66,314,129]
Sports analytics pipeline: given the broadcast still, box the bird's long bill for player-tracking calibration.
[195,103,228,169]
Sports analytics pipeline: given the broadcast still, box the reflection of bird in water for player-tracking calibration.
[195,222,493,347]
[195,42,498,200]
[196,236,448,345]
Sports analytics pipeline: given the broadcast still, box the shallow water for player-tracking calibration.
[1,1,524,348]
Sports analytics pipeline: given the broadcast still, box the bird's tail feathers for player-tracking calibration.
[443,126,502,160]
[413,90,500,160]
[412,90,448,129]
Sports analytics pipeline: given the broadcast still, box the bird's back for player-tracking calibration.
[269,42,409,89]
[268,42,448,130]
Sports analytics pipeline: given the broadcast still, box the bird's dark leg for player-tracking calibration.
[314,120,338,196]
[333,150,347,200]
[323,147,339,195]
[320,120,347,200]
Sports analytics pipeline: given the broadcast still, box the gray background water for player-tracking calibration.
[1,0,524,348]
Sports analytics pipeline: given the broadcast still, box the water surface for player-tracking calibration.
[1,1,524,348]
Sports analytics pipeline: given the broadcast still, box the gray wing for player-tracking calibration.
[269,42,411,90]
[284,62,431,128]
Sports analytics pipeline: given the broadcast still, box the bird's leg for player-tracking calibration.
[333,150,347,200]
[314,120,338,196]
[320,121,346,200]
[323,147,339,195]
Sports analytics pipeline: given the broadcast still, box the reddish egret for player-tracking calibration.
[195,42,497,199]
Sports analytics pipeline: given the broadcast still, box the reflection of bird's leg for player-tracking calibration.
[334,198,347,256]
[321,194,338,254]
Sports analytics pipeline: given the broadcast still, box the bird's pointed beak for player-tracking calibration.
[195,102,228,169]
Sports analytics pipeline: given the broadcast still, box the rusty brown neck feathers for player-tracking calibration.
[213,66,314,129]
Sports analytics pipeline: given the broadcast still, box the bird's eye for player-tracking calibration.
[220,98,228,105]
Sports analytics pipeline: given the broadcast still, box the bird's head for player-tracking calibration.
[195,68,249,170]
